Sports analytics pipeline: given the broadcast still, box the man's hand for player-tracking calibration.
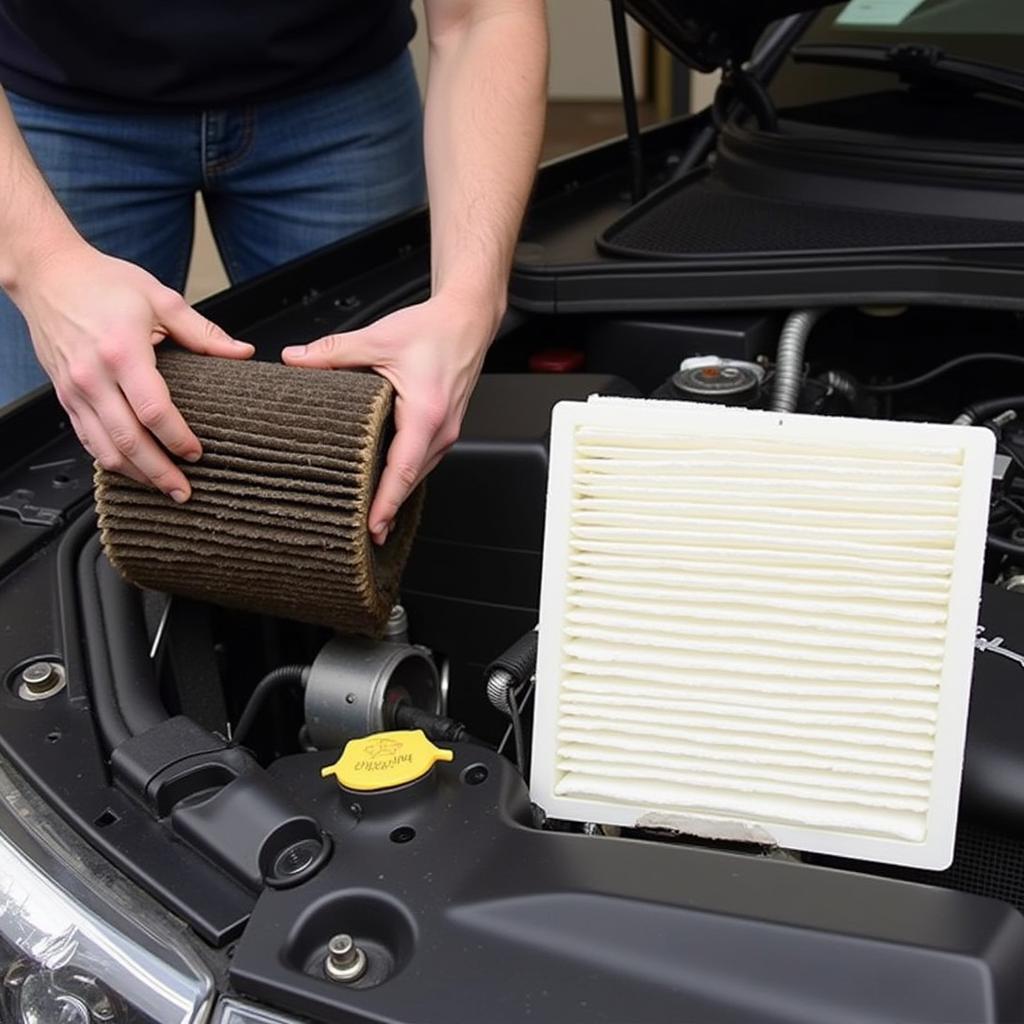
[12,243,253,501]
[282,293,497,544]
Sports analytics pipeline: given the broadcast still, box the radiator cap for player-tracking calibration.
[321,730,454,792]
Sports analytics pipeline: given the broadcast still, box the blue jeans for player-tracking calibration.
[0,51,425,408]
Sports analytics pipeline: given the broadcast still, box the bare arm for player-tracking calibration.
[0,89,252,500]
[422,0,548,314]
[284,0,548,543]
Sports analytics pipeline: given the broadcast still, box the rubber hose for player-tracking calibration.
[771,310,826,413]
[988,534,1024,560]
[485,632,539,699]
[232,665,309,749]
[393,705,468,744]
[96,555,166,735]
[78,533,130,752]
[954,396,1024,426]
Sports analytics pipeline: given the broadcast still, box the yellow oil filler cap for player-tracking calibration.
[320,730,454,792]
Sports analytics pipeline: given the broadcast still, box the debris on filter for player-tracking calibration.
[636,811,777,846]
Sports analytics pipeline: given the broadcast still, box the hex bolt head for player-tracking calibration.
[325,933,368,983]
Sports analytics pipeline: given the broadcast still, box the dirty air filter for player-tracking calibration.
[532,398,994,870]
[95,349,423,638]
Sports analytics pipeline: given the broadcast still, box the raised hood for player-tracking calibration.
[624,0,840,73]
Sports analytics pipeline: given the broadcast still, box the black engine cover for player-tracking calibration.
[230,747,1024,1024]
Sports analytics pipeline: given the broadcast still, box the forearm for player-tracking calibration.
[0,88,83,295]
[422,0,548,324]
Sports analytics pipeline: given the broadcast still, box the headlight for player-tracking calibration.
[214,998,306,1024]
[0,762,215,1024]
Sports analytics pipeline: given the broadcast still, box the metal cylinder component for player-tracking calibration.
[324,934,367,983]
[17,662,66,702]
[304,638,441,749]
[822,369,859,406]
[486,668,515,715]
[21,662,55,692]
[771,309,826,413]
[671,356,764,406]
[384,604,410,644]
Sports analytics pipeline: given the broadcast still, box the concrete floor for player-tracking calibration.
[183,100,658,304]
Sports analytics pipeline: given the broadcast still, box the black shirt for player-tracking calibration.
[0,2,416,112]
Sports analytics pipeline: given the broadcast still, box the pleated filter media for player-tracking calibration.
[532,398,995,869]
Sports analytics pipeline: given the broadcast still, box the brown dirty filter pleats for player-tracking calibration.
[95,349,424,637]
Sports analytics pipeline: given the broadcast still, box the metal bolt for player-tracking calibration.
[22,662,54,692]
[18,661,65,701]
[324,933,367,983]
[384,604,409,643]
[92,997,116,1022]
[271,838,321,880]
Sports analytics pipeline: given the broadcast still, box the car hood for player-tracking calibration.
[625,0,839,72]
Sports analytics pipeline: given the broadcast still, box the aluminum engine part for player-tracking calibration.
[304,638,441,749]
[770,309,825,412]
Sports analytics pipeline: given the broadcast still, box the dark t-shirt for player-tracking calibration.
[0,2,416,112]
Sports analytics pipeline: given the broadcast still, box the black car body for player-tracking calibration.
[5,2,1024,1021]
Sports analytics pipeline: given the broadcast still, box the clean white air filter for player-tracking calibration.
[532,398,994,870]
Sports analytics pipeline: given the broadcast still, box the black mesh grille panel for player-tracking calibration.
[600,179,1024,260]
[944,824,1024,910]
[813,820,1024,916]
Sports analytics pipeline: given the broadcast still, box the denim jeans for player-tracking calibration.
[0,51,425,408]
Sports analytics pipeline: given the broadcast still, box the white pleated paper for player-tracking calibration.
[531,398,994,869]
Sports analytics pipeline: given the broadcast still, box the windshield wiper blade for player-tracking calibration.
[793,43,1024,106]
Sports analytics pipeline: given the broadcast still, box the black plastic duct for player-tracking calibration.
[76,525,167,752]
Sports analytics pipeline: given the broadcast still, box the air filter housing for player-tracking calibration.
[532,398,994,869]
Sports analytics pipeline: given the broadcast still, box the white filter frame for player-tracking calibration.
[532,398,994,870]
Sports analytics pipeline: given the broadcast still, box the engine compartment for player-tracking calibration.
[8,287,1024,1021]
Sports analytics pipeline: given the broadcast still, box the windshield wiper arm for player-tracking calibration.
[792,43,1024,106]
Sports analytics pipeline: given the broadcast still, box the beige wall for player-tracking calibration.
[690,70,722,113]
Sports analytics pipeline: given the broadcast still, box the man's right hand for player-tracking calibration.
[10,243,253,502]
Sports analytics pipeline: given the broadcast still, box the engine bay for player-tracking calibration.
[7,295,1024,1021]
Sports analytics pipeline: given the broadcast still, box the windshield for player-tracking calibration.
[770,0,1024,112]
[832,0,1024,36]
